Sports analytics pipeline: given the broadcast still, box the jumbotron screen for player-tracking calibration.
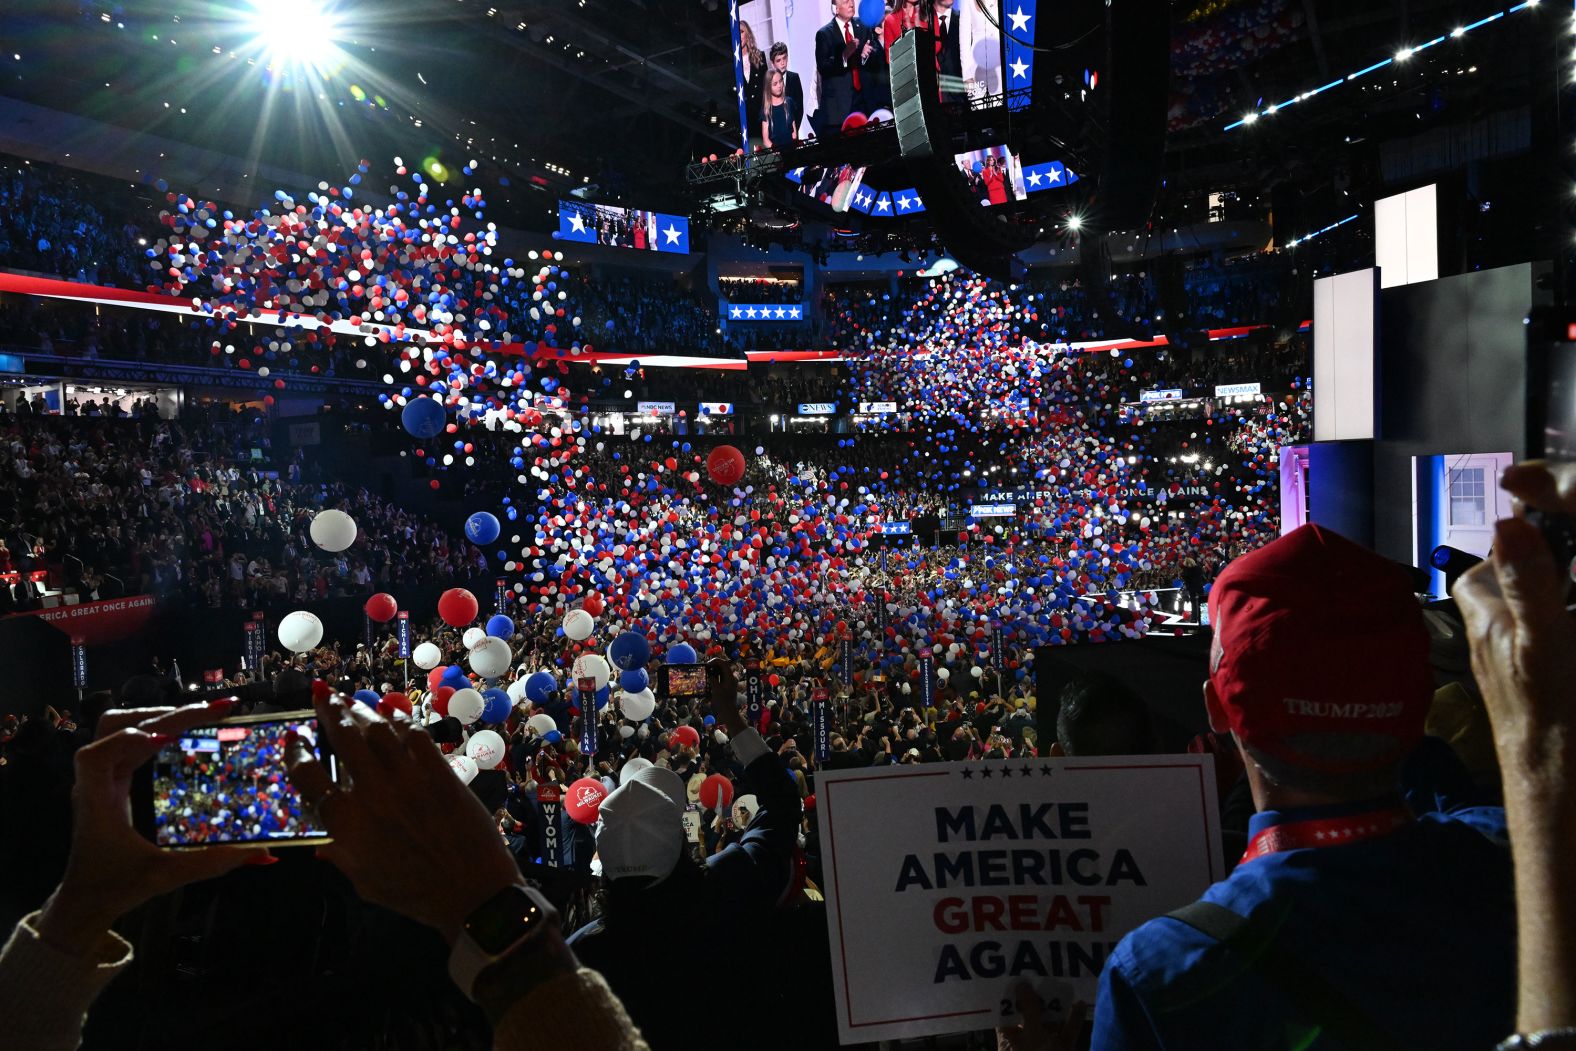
[729,0,1034,151]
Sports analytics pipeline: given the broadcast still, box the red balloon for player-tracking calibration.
[429,685,455,717]
[768,673,781,687]
[706,445,747,487]
[565,777,608,825]
[438,588,479,627]
[427,668,446,690]
[699,772,734,811]
[583,592,605,616]
[670,725,701,750]
[364,592,398,622]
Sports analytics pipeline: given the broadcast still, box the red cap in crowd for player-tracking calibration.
[1206,524,1432,774]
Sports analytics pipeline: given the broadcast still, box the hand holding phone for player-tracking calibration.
[35,701,269,958]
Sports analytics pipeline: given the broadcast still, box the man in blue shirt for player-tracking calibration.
[1095,524,1514,1050]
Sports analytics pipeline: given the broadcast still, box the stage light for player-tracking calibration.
[246,0,343,72]
[1066,214,1083,231]
[1242,111,1259,124]
[1451,25,1465,37]
[1395,47,1413,61]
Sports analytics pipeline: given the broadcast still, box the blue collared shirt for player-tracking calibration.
[1094,798,1513,1050]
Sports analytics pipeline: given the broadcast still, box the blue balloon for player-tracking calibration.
[543,730,563,744]
[486,613,515,639]
[441,665,468,689]
[608,631,651,671]
[618,667,650,693]
[666,642,698,664]
[858,0,885,30]
[480,688,511,724]
[466,511,501,545]
[401,396,446,439]
[525,671,558,703]
[352,689,380,707]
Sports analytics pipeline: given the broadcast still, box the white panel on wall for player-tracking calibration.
[1375,184,1438,289]
[1312,268,1377,441]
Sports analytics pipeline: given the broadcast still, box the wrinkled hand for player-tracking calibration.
[1454,461,1576,784]
[284,695,522,945]
[37,701,268,955]
[995,985,1088,1051]
[861,40,875,61]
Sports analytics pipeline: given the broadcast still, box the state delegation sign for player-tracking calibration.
[818,755,1222,1043]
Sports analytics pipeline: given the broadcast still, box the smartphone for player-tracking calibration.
[132,710,338,849]
[658,663,708,699]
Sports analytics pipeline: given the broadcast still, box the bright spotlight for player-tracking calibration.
[1066,214,1083,231]
[1242,111,1259,124]
[1451,25,1465,38]
[247,0,343,72]
[1395,47,1413,61]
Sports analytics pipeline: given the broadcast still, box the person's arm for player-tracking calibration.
[282,694,651,1051]
[0,702,266,1051]
[761,118,773,150]
[815,26,845,78]
[1455,461,1576,1043]
[704,661,802,906]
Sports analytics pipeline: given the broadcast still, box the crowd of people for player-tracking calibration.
[0,413,482,610]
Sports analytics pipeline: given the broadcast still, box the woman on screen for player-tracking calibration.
[739,21,767,145]
[762,69,796,150]
[983,155,1008,206]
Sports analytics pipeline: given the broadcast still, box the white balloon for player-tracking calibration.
[572,653,611,690]
[937,667,952,681]
[309,509,357,552]
[278,610,323,653]
[466,729,506,769]
[449,688,484,725]
[469,637,511,678]
[563,609,595,641]
[506,679,528,703]
[971,666,985,678]
[462,627,487,650]
[447,754,479,784]
[412,642,442,671]
[620,757,653,784]
[620,687,656,721]
[617,724,636,739]
[527,713,557,735]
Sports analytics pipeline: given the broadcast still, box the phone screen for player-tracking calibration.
[661,664,708,698]
[143,711,336,848]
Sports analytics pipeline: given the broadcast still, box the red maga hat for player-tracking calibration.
[1207,524,1432,774]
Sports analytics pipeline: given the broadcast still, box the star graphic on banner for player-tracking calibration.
[1021,765,1034,777]
[1048,166,1063,183]
[1026,169,1042,187]
[980,766,994,779]
[730,306,742,318]
[774,306,787,318]
[876,195,891,212]
[999,765,1013,778]
[568,211,586,233]
[897,194,913,211]
[858,191,872,209]
[737,83,745,104]
[663,223,682,245]
[1008,5,1031,31]
[730,0,737,20]
[1039,765,1054,776]
[961,767,974,780]
[789,306,802,318]
[1010,56,1029,80]
[745,306,757,318]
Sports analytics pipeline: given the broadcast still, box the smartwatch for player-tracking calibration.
[447,882,560,1000]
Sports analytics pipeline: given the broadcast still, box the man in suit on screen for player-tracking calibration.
[815,0,878,136]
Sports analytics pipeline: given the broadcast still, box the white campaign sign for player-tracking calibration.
[818,755,1221,1044]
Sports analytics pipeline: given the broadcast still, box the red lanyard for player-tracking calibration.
[1239,806,1412,865]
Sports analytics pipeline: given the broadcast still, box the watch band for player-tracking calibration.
[1498,1031,1576,1051]
[447,883,558,1000]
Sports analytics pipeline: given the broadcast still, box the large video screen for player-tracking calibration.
[556,201,691,255]
[953,144,1026,206]
[731,0,1009,151]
